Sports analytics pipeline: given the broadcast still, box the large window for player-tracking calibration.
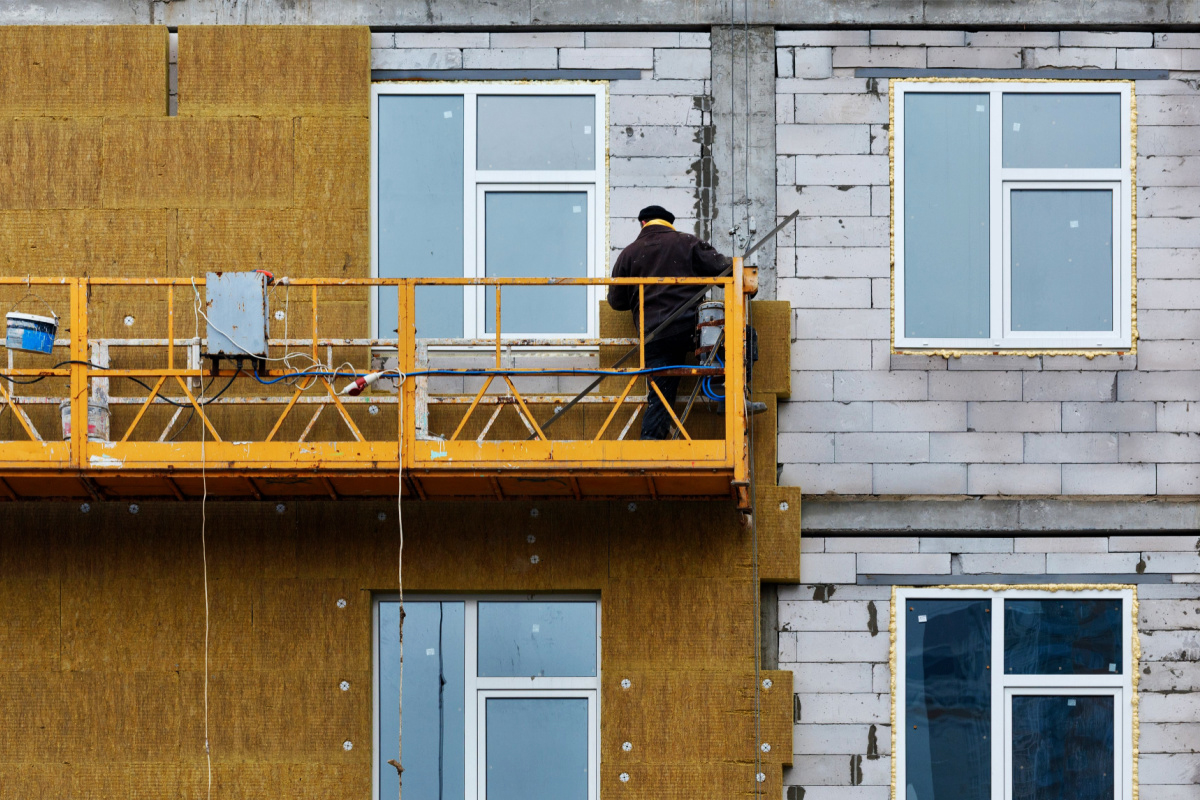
[892,82,1134,351]
[374,597,600,800]
[895,587,1135,800]
[371,83,607,341]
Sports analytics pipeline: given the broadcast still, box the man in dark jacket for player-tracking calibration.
[608,205,731,439]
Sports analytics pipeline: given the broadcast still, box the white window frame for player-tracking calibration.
[893,586,1135,800]
[892,81,1134,351]
[370,82,608,343]
[372,594,602,800]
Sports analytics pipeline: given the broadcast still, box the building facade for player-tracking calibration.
[0,3,1197,800]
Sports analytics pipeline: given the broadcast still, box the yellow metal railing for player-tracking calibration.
[0,265,750,503]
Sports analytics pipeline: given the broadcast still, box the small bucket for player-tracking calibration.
[60,400,111,443]
[5,312,57,355]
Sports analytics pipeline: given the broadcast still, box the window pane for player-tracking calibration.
[903,93,991,339]
[485,698,588,800]
[378,94,465,338]
[483,192,588,335]
[478,601,597,677]
[1012,695,1115,800]
[1005,599,1122,675]
[906,599,991,800]
[1003,93,1121,169]
[380,601,466,800]
[477,95,596,170]
[1010,189,1114,332]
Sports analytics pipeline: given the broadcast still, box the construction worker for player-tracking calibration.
[608,205,731,440]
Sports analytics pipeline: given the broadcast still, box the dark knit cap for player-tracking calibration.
[637,205,676,224]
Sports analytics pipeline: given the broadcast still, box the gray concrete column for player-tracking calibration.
[711,25,778,298]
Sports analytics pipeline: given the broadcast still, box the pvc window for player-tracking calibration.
[892,81,1134,351]
[370,82,608,342]
[894,587,1134,800]
[374,596,601,800]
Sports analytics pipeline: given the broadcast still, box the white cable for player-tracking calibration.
[192,284,212,800]
[396,374,407,799]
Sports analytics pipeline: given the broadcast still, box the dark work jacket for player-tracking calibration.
[607,224,731,340]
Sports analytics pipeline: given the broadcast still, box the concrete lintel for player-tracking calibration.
[859,572,1172,585]
[372,69,643,80]
[803,498,1200,533]
[858,68,1170,80]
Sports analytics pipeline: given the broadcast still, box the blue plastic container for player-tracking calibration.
[5,312,58,355]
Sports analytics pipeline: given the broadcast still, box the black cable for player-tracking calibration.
[1,360,237,408]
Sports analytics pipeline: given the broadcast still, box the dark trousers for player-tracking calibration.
[641,330,694,440]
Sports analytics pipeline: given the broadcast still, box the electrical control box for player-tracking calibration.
[205,271,269,360]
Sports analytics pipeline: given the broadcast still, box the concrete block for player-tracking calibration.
[959,553,1047,573]
[778,432,837,463]
[858,552,951,574]
[785,632,890,663]
[1140,219,1200,250]
[872,401,967,432]
[1136,754,1200,785]
[1062,463,1157,495]
[1117,48,1183,69]
[584,31,682,48]
[1139,186,1200,217]
[929,432,1023,463]
[787,664,874,695]
[801,537,827,554]
[831,47,927,68]
[779,184,873,216]
[873,463,967,494]
[654,48,711,79]
[927,46,1021,68]
[1119,432,1200,463]
[967,464,1062,495]
[779,77,882,95]
[947,355,1043,371]
[780,599,880,632]
[780,462,873,494]
[834,371,927,401]
[1041,354,1135,372]
[794,307,891,339]
[608,95,699,126]
[1139,721,1200,752]
[779,124,872,155]
[779,401,873,432]
[871,184,889,214]
[462,47,557,69]
[373,48,463,70]
[1137,154,1200,184]
[558,47,653,69]
[870,30,966,46]
[1140,693,1200,723]
[826,538,920,553]
[793,47,834,78]
[778,154,796,185]
[777,93,795,123]
[1139,249,1200,280]
[608,78,706,96]
[793,154,888,185]
[1156,32,1200,47]
[1139,552,1200,573]
[607,156,698,187]
[680,32,711,48]
[791,371,835,400]
[1022,47,1117,68]
[791,754,891,786]
[1138,130,1200,158]
[1142,663,1200,695]
[835,432,929,463]
[794,723,888,755]
[885,346,948,373]
[1060,31,1153,47]
[781,277,873,309]
[1062,402,1156,432]
[967,402,1060,432]
[1138,340,1200,372]
[777,31,870,47]
[1119,372,1200,402]
[966,31,1060,47]
[929,371,1022,401]
[1158,401,1200,433]
[777,47,794,78]
[790,339,874,371]
[920,537,1013,553]
[610,126,701,157]
[490,31,583,48]
[795,247,890,278]
[1141,630,1200,663]
[1043,551,1142,573]
[1157,464,1200,495]
[1022,372,1116,402]
[872,663,890,693]
[1110,535,1200,552]
[1014,537,1109,553]
[1024,433,1118,463]
[1181,50,1200,70]
[394,32,489,48]
[794,93,889,125]
[792,692,889,724]
[370,32,395,48]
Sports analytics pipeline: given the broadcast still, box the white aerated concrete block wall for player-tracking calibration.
[779,534,1200,800]
[776,30,1200,497]
[371,32,714,266]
